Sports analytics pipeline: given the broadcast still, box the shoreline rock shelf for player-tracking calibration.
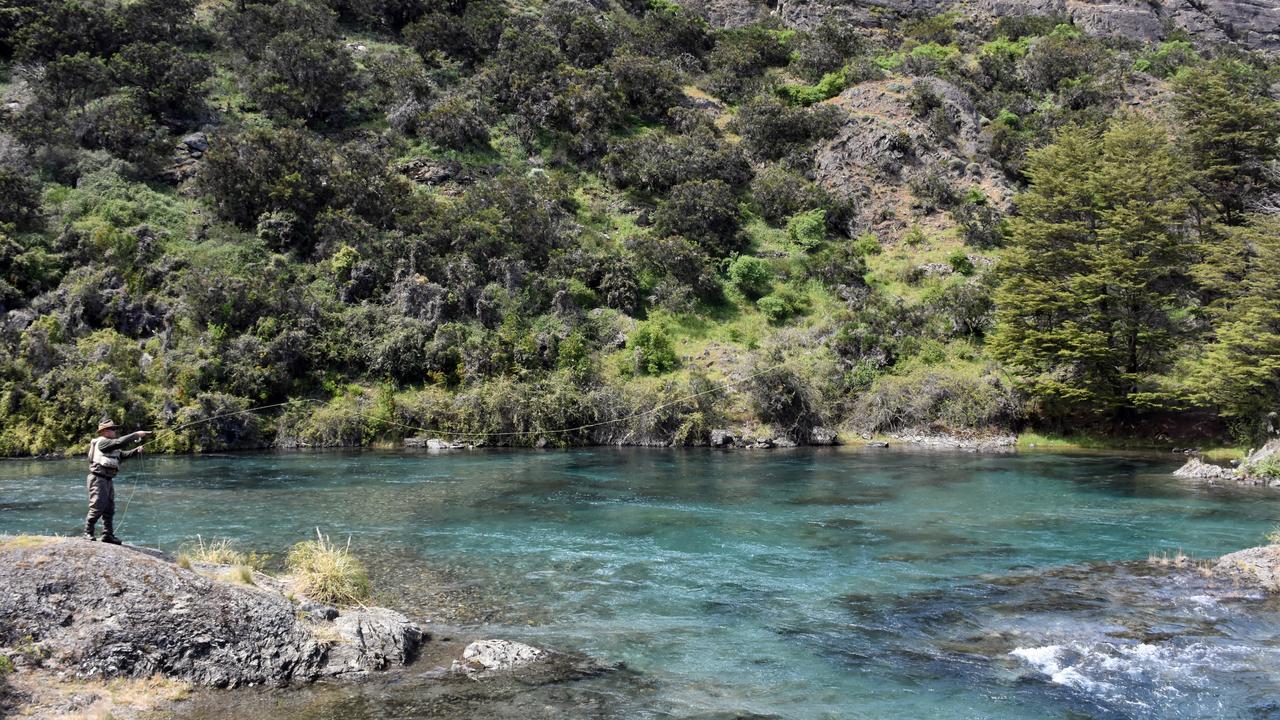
[0,537,423,688]
[0,536,583,700]
[1173,439,1280,486]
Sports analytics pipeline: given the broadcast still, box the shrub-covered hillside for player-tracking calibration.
[0,0,1277,454]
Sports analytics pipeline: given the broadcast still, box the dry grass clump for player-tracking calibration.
[1147,549,1214,577]
[177,536,269,571]
[0,535,59,551]
[1265,525,1280,545]
[286,529,371,606]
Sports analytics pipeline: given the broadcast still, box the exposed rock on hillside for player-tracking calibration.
[690,0,1280,53]
[815,79,1013,240]
[0,538,422,688]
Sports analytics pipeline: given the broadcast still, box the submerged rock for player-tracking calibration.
[452,640,546,674]
[449,639,619,685]
[0,537,422,688]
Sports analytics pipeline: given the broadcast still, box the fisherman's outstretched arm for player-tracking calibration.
[96,431,152,453]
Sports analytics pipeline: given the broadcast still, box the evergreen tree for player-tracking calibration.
[1188,216,1280,437]
[990,115,1196,418]
[1173,59,1280,224]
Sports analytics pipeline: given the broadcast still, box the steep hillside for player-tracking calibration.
[0,0,1277,455]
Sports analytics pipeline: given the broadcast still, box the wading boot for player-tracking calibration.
[101,534,123,545]
[83,520,96,541]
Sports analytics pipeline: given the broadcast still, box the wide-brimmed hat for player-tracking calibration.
[97,419,118,432]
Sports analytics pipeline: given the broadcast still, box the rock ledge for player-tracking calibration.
[0,537,422,688]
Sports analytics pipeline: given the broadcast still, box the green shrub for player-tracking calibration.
[851,232,881,256]
[727,255,773,299]
[777,68,847,106]
[757,287,809,324]
[853,366,1022,432]
[1137,40,1198,78]
[629,316,678,375]
[786,208,826,250]
[1255,456,1280,480]
[0,655,12,674]
[948,251,975,275]
[287,530,372,606]
[746,363,822,442]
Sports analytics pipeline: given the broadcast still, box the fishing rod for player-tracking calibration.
[113,363,788,531]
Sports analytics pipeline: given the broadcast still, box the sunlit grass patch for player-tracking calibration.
[0,535,59,551]
[178,536,269,571]
[286,529,371,606]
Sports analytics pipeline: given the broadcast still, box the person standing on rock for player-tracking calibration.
[84,419,151,544]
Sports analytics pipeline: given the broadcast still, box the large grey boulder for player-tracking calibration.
[1172,457,1237,480]
[0,538,422,688]
[323,607,423,676]
[1214,545,1280,591]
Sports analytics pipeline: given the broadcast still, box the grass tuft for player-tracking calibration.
[1265,525,1280,545]
[178,536,269,571]
[286,529,371,606]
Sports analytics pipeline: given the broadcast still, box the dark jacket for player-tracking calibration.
[88,433,144,478]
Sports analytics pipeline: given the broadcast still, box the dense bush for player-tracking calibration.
[603,128,750,194]
[747,363,822,442]
[198,126,409,250]
[733,95,844,164]
[750,165,828,224]
[628,316,678,375]
[853,366,1022,432]
[727,255,773,299]
[247,32,357,123]
[653,180,743,257]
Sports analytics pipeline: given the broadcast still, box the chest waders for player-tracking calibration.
[85,438,122,544]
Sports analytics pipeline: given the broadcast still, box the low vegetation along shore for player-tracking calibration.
[3,0,1280,459]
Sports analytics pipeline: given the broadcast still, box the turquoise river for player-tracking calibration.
[3,447,1280,719]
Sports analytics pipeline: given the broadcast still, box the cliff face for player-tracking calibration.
[686,0,1280,52]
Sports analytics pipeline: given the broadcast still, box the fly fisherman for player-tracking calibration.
[84,419,152,544]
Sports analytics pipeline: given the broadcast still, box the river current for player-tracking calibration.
[3,447,1280,719]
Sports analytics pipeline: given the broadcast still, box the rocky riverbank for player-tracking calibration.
[1174,439,1280,486]
[0,536,608,719]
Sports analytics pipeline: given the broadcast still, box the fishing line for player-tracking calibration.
[113,363,786,532]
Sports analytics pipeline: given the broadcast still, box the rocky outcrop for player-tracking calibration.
[685,0,1280,53]
[0,538,422,688]
[1213,544,1280,591]
[1172,457,1237,480]
[815,79,1014,240]
[889,429,1017,451]
[405,437,470,450]
[1173,440,1280,486]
